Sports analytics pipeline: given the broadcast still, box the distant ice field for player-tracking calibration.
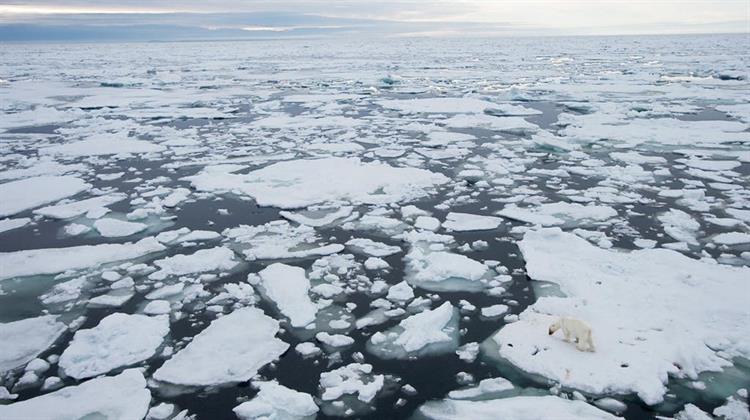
[0,34,748,420]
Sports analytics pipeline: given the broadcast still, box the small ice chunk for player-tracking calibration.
[319,363,384,403]
[443,212,503,231]
[447,377,514,399]
[93,218,148,238]
[316,332,355,348]
[364,257,390,271]
[386,281,415,302]
[258,263,318,328]
[480,304,509,318]
[143,300,171,315]
[233,381,318,420]
[345,238,401,257]
[415,216,441,231]
[295,342,322,357]
[367,302,459,359]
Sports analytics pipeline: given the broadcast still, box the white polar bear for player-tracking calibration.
[548,317,595,352]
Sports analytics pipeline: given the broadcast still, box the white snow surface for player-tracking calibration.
[258,263,318,328]
[0,369,151,420]
[488,228,750,405]
[187,157,448,209]
[151,246,238,279]
[319,363,384,403]
[368,302,459,358]
[0,237,166,281]
[498,202,617,226]
[233,381,318,420]
[0,315,66,374]
[59,313,169,379]
[0,175,91,217]
[33,193,126,219]
[153,307,289,386]
[94,218,148,238]
[417,395,617,420]
[443,212,504,231]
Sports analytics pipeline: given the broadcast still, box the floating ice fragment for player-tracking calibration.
[59,313,168,379]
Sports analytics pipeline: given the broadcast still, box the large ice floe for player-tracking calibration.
[415,395,617,420]
[0,315,66,374]
[153,307,288,386]
[485,228,750,405]
[0,238,165,281]
[0,369,151,420]
[0,175,90,217]
[186,157,448,208]
[58,313,169,379]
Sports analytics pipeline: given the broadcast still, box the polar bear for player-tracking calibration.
[548,317,595,352]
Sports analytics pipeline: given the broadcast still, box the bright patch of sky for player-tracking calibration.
[0,0,747,36]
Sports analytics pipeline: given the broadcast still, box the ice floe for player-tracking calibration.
[187,157,448,209]
[254,263,318,328]
[0,369,151,420]
[58,313,168,379]
[486,228,750,405]
[367,302,459,359]
[0,237,165,281]
[233,381,318,420]
[0,175,90,217]
[153,307,288,386]
[416,395,617,420]
[0,315,66,374]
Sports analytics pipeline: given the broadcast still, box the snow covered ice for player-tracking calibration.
[1,33,749,420]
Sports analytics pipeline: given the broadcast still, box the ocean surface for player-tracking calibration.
[0,34,748,419]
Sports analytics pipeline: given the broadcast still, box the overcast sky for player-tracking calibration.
[1,0,748,39]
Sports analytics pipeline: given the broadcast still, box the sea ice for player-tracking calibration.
[41,135,165,157]
[0,175,90,217]
[58,313,169,379]
[497,202,617,227]
[319,363,384,403]
[93,218,148,238]
[416,395,617,420]
[0,237,165,281]
[187,157,448,209]
[233,381,318,420]
[150,246,238,280]
[153,307,289,386]
[256,263,318,328]
[33,193,127,219]
[367,302,459,359]
[0,369,151,420]
[0,315,66,374]
[487,228,750,405]
[442,212,504,231]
